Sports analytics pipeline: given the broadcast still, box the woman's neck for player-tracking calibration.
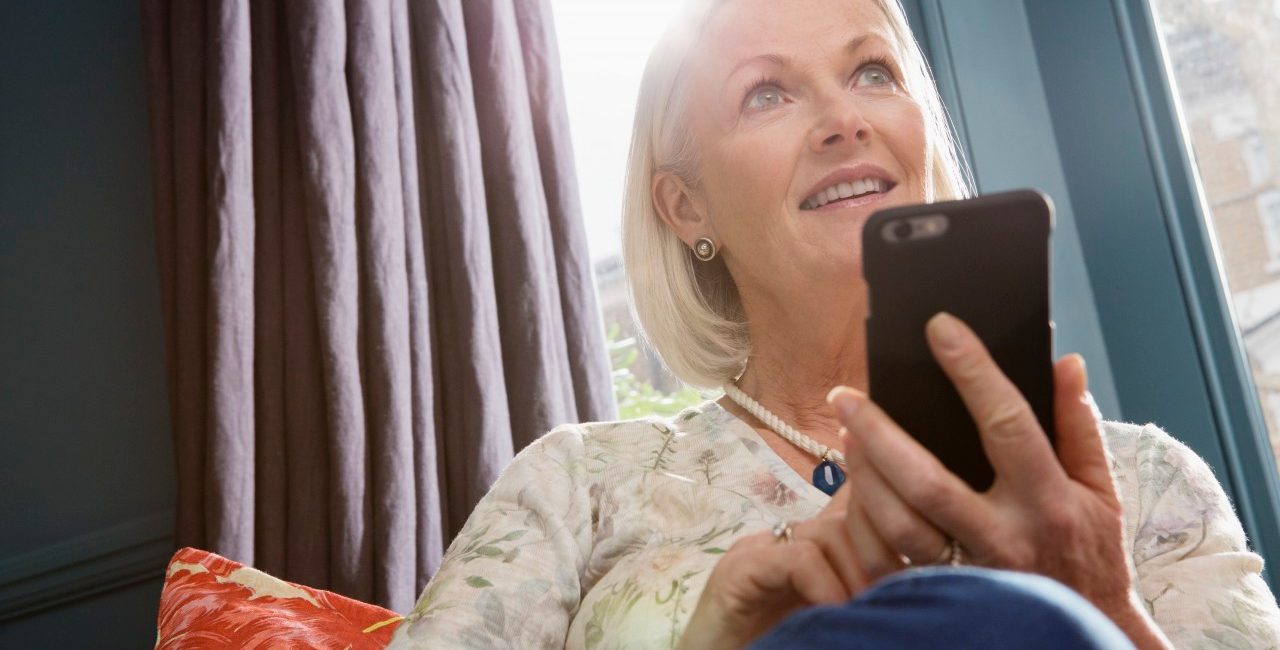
[720,298,867,453]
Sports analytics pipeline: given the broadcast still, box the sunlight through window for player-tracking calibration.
[552,0,710,415]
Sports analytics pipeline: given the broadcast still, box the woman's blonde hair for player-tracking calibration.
[622,0,973,389]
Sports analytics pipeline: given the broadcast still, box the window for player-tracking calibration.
[552,1,708,417]
[1150,0,1280,468]
[905,0,1280,583]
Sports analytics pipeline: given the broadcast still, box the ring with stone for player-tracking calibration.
[934,538,963,566]
[932,539,954,565]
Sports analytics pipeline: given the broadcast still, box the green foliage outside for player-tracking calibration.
[607,323,709,420]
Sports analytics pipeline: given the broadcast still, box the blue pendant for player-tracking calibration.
[812,459,845,495]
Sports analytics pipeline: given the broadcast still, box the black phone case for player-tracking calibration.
[863,189,1055,492]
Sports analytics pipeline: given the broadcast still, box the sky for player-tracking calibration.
[550,0,687,263]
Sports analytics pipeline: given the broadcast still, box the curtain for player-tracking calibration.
[140,0,615,613]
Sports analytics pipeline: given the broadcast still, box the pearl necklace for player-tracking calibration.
[722,383,847,495]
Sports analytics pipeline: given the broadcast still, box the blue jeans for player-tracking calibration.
[750,567,1135,649]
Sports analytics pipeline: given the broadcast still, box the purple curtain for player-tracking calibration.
[140,0,615,613]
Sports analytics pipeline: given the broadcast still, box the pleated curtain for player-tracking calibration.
[140,0,615,613]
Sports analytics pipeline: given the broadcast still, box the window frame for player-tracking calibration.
[905,0,1280,590]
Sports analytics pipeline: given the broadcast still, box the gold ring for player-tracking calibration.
[772,521,795,544]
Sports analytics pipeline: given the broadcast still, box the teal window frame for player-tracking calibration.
[904,0,1280,590]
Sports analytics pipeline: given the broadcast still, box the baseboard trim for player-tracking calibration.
[0,510,175,623]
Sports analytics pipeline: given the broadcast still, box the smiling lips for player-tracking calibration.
[800,166,898,210]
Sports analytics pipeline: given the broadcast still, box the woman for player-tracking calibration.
[388,0,1280,647]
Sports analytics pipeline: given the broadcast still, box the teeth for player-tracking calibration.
[802,177,889,209]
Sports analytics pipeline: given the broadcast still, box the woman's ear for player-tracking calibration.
[652,170,712,248]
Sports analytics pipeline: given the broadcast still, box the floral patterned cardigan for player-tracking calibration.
[387,400,1280,648]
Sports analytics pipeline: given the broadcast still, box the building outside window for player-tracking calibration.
[1151,0,1280,468]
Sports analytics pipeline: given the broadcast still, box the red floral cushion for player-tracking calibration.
[155,547,402,649]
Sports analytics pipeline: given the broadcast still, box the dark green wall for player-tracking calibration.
[0,1,175,646]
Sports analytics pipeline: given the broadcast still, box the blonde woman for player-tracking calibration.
[388,0,1280,647]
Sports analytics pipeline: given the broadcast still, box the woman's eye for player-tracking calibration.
[854,64,895,87]
[745,85,785,110]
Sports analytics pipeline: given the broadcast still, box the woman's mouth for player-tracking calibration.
[793,175,896,211]
[800,177,895,211]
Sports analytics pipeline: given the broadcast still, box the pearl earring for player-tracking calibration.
[693,237,717,262]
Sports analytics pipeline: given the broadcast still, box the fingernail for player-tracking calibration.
[927,312,963,350]
[826,386,860,420]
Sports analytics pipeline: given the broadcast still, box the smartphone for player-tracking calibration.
[862,189,1055,492]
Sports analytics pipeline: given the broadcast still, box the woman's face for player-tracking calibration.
[680,0,928,294]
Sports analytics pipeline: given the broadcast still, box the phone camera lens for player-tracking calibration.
[892,221,913,241]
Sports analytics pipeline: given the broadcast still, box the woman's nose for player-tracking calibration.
[808,95,872,153]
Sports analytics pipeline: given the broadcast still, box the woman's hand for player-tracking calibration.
[828,312,1170,649]
[677,482,882,649]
